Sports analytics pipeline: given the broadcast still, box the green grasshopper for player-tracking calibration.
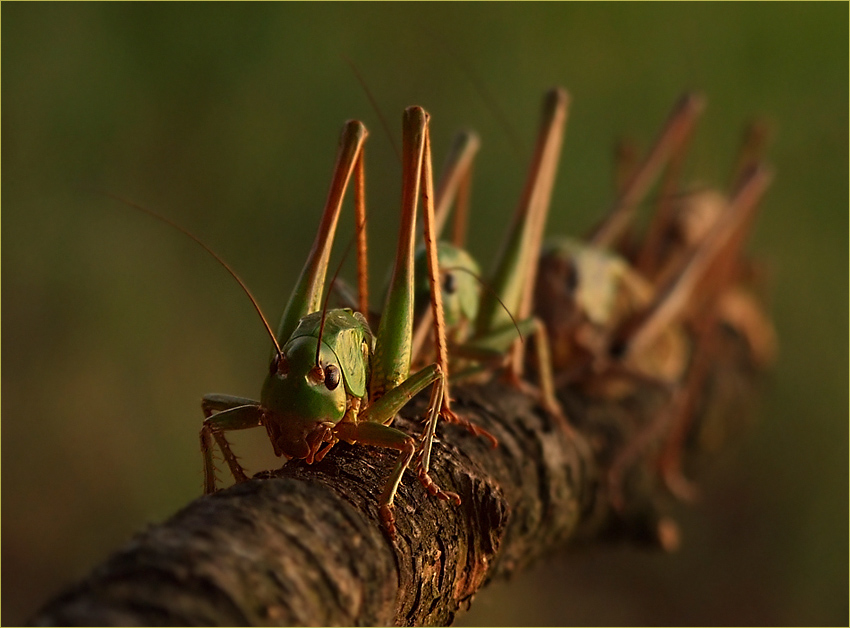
[409,88,572,432]
[194,108,465,537]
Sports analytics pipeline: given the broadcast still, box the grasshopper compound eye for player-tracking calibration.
[324,364,341,390]
[443,272,457,295]
[269,353,289,376]
[306,364,326,386]
[563,259,579,292]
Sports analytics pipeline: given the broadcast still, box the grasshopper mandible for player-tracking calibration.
[193,108,464,537]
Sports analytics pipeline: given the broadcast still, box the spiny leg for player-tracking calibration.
[504,90,569,414]
[610,136,642,260]
[416,374,444,479]
[200,403,264,493]
[526,317,575,435]
[471,89,567,402]
[730,119,774,191]
[369,107,427,400]
[450,150,474,248]
[715,287,778,368]
[343,366,460,537]
[477,88,568,345]
[412,131,480,364]
[419,118,498,448]
[433,130,480,244]
[419,113,452,416]
[335,420,416,538]
[353,148,370,316]
[392,113,479,482]
[613,136,640,196]
[656,310,719,502]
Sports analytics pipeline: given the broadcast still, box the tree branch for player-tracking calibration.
[31,330,761,627]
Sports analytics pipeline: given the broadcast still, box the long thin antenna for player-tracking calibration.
[314,235,358,366]
[344,56,401,163]
[100,191,283,358]
[429,35,527,163]
[443,266,524,342]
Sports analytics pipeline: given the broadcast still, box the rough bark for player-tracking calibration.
[31,330,761,627]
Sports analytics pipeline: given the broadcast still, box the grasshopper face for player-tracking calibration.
[536,236,687,391]
[414,242,481,337]
[260,336,347,460]
[536,237,638,366]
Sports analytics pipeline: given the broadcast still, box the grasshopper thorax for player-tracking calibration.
[537,237,637,325]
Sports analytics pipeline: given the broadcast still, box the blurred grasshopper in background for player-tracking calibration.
[532,93,774,507]
[633,119,778,371]
[534,93,708,394]
[617,119,778,501]
[408,88,573,435]
[119,108,477,537]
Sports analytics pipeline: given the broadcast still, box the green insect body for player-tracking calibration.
[200,108,462,536]
[525,93,711,397]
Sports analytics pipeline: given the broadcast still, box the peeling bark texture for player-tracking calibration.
[32,330,762,627]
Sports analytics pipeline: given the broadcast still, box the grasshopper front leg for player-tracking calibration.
[200,398,264,493]
[336,420,453,538]
[346,363,460,536]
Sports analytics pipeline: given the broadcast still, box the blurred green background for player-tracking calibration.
[3,3,846,625]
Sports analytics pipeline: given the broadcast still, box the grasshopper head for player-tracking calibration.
[260,336,347,460]
[414,242,481,339]
[536,237,628,367]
